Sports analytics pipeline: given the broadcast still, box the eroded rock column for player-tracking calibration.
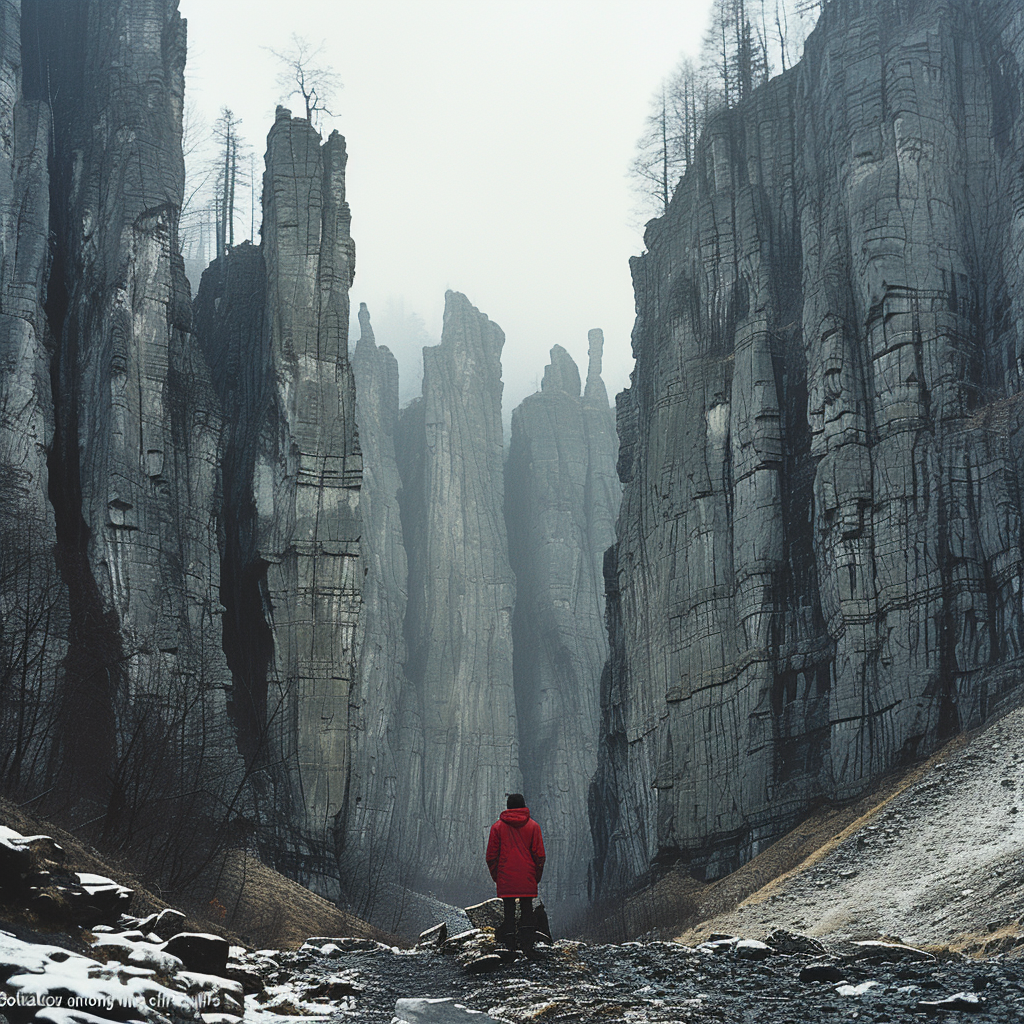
[506,335,620,907]
[259,109,362,866]
[398,290,518,900]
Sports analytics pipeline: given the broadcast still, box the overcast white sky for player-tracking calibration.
[179,0,715,414]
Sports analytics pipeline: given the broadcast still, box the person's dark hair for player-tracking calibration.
[506,793,526,809]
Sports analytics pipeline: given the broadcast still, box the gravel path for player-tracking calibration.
[246,936,1024,1022]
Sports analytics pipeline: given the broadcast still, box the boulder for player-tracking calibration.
[766,929,826,955]
[395,997,501,1022]
[464,900,504,930]
[162,933,230,976]
[417,923,448,947]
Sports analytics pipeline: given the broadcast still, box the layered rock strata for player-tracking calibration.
[594,0,1024,890]
[506,334,621,905]
[15,0,237,816]
[0,0,66,792]
[194,110,362,881]
[348,302,413,885]
[397,291,518,899]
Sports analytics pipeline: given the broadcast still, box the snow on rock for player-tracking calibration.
[392,998,503,1023]
[74,875,133,900]
[3,930,197,1024]
[169,972,242,1018]
[89,933,184,974]
[247,984,338,1017]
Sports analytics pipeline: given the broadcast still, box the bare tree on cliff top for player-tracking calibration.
[630,1,817,219]
[270,34,342,128]
[213,108,243,261]
[630,58,706,217]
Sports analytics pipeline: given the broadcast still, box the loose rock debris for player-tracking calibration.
[2,825,1024,1023]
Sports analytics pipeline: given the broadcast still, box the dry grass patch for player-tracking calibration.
[0,796,395,950]
[201,849,401,949]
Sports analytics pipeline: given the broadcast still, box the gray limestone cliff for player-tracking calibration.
[0,0,65,792]
[348,302,414,891]
[11,0,240,857]
[593,0,1024,892]
[506,333,621,905]
[193,109,362,884]
[397,290,518,900]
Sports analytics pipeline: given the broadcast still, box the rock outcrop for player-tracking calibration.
[193,109,362,882]
[397,291,518,899]
[593,0,1024,891]
[506,334,620,904]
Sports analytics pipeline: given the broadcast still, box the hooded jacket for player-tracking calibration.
[485,806,546,898]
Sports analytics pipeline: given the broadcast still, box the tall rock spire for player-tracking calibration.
[398,290,518,900]
[506,337,620,908]
[348,302,415,895]
[194,108,362,883]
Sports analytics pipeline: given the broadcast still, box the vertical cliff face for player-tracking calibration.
[594,0,1024,892]
[0,0,66,794]
[348,302,414,889]
[259,111,361,864]
[506,333,620,905]
[397,290,518,899]
[193,110,362,882]
[16,0,238,823]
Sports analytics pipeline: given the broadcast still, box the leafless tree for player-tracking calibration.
[703,0,771,108]
[629,1,819,217]
[269,35,342,128]
[0,523,65,797]
[213,108,243,260]
[631,58,707,216]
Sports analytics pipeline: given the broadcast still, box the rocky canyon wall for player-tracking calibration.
[8,0,242,848]
[0,0,65,793]
[193,109,362,883]
[593,0,1024,892]
[0,0,364,887]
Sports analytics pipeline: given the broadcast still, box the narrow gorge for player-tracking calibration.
[2,0,1024,940]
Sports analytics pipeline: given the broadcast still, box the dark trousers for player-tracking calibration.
[499,897,535,948]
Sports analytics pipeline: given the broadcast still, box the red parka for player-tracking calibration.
[485,807,546,898]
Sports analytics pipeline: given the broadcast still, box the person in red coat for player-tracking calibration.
[485,793,545,954]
